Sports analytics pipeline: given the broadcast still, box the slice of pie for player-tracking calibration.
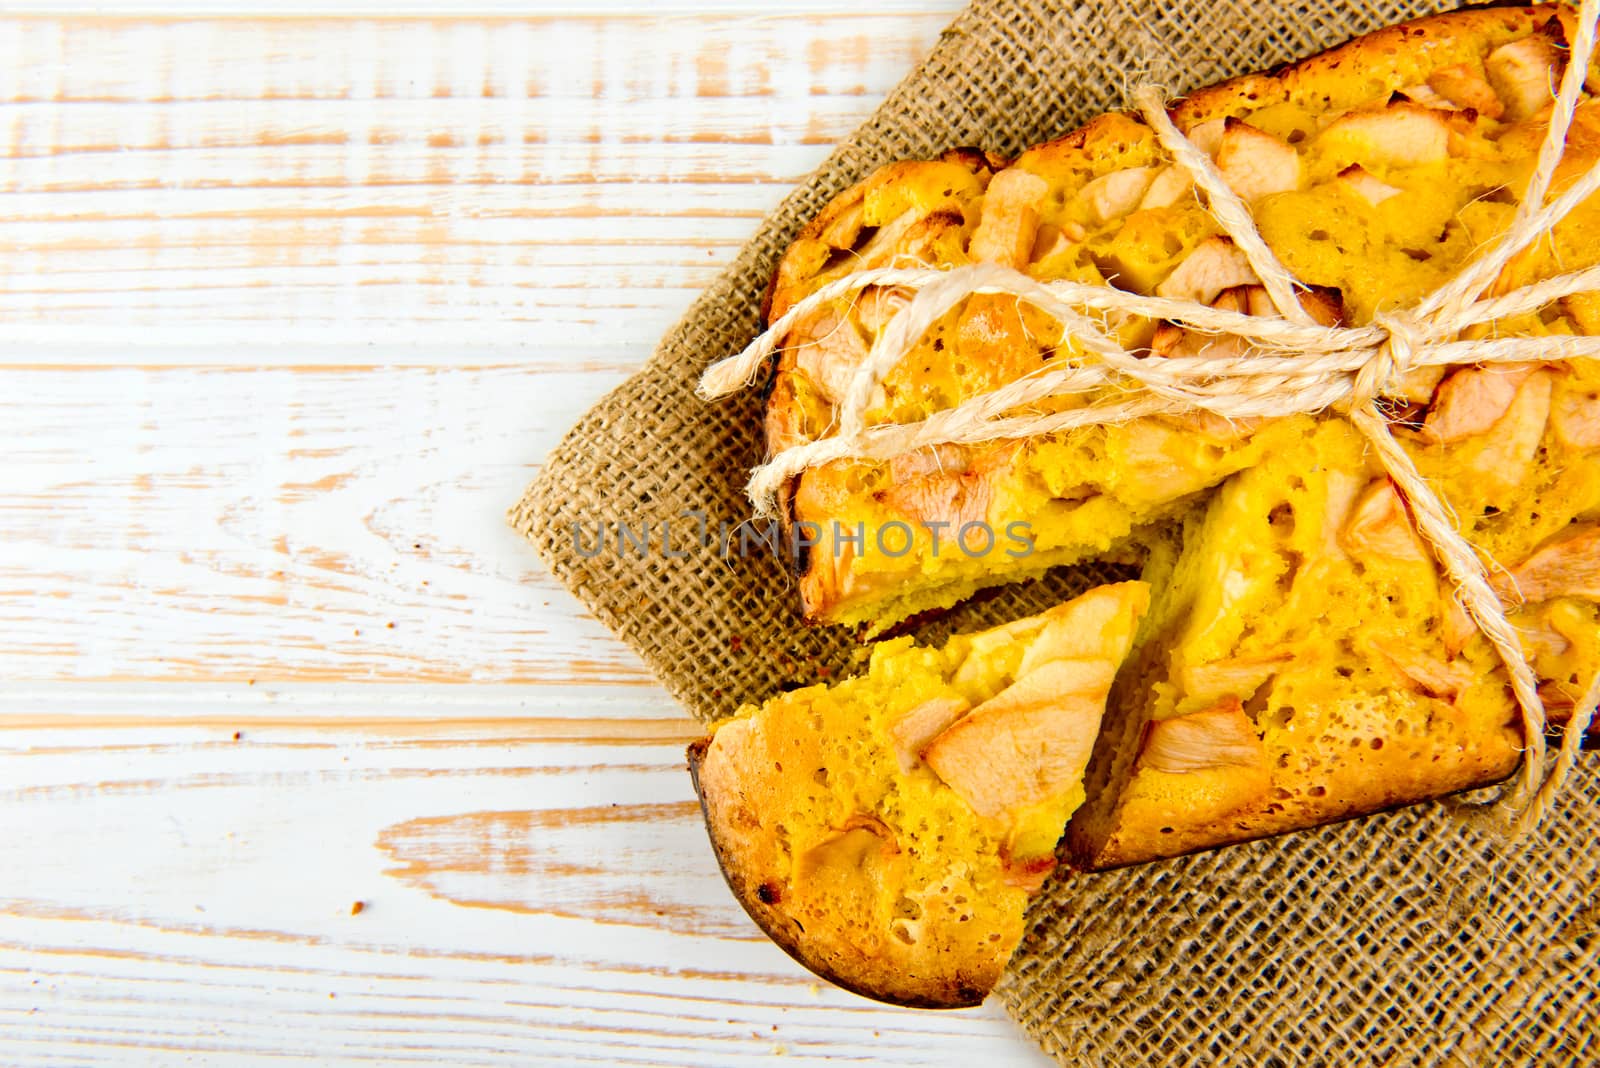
[1071,362,1600,864]
[689,582,1148,1007]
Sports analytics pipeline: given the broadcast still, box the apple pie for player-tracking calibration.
[695,0,1600,1007]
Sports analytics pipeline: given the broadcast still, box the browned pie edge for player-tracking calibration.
[687,738,997,1009]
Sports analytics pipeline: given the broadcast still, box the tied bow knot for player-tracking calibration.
[1353,309,1432,412]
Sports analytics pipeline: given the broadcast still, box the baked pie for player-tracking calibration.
[696,1,1600,1006]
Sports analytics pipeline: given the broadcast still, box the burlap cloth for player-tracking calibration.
[510,0,1598,1061]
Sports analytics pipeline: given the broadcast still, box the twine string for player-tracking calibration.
[1132,85,1317,326]
[700,0,1600,831]
[1420,4,1600,326]
[1353,309,1426,410]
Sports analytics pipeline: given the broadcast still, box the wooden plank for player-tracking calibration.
[8,1,961,15]
[0,924,1041,1066]
[0,686,735,941]
[0,364,666,685]
[0,12,963,354]
[0,13,946,102]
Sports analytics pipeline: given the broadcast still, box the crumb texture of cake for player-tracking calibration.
[1070,390,1600,866]
[763,3,1600,633]
[689,581,1148,1008]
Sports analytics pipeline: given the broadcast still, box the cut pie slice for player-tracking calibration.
[688,581,1149,1008]
[1067,420,1523,867]
[1067,347,1600,866]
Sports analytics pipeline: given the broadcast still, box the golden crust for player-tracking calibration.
[1090,747,1520,870]
[1083,674,1524,870]
[1167,3,1560,128]
[689,738,1000,1008]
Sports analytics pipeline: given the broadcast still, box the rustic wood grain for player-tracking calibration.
[0,685,1046,1064]
[1,364,649,685]
[0,4,1065,1064]
[0,11,962,352]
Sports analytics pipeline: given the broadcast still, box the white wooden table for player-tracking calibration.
[0,3,1059,1063]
